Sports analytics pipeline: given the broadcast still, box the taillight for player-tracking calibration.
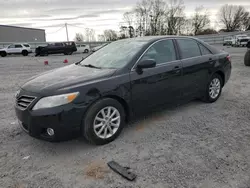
[226,55,231,62]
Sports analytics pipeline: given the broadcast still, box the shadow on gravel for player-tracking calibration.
[18,99,204,155]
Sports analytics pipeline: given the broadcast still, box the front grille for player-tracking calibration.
[16,95,36,110]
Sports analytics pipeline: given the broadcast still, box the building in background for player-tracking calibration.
[0,25,46,43]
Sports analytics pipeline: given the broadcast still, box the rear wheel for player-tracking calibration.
[82,98,125,145]
[22,50,28,56]
[0,51,7,57]
[203,74,223,103]
[244,50,250,66]
[84,49,89,53]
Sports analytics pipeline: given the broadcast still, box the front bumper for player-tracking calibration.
[15,90,86,141]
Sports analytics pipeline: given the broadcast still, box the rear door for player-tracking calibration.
[176,38,213,99]
[130,39,183,114]
[14,44,23,54]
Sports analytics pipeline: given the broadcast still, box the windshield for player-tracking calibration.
[80,40,146,69]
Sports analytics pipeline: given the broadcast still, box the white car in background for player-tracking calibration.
[76,44,90,53]
[232,35,249,47]
[0,43,32,57]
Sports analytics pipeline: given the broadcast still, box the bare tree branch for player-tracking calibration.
[192,6,210,35]
[219,4,249,31]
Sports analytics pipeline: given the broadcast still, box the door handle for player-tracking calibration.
[174,66,180,69]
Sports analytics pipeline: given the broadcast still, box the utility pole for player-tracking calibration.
[65,23,69,41]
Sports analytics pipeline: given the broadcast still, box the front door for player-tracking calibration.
[130,39,183,114]
[6,44,16,54]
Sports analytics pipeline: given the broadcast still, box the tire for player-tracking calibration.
[0,51,7,57]
[84,49,89,53]
[82,98,125,145]
[22,50,28,56]
[244,50,250,66]
[203,74,223,103]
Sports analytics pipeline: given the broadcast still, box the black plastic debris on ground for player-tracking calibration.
[107,161,136,181]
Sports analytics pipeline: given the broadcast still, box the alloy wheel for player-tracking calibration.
[93,106,121,139]
[209,78,221,99]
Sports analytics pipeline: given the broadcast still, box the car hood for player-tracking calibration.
[21,64,116,95]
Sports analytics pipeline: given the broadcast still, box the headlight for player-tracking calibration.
[32,92,79,110]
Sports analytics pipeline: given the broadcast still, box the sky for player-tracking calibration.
[0,0,250,42]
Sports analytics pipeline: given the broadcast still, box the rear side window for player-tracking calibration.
[141,40,177,65]
[177,39,201,59]
[15,44,22,48]
[198,44,212,55]
[23,44,30,47]
[55,43,63,47]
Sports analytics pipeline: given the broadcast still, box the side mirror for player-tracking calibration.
[137,59,156,69]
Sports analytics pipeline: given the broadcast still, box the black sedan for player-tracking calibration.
[15,36,231,145]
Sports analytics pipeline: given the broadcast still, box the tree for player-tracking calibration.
[85,28,96,41]
[134,0,152,36]
[166,0,185,35]
[123,11,136,38]
[149,0,167,35]
[242,16,250,31]
[196,28,218,35]
[119,26,128,39]
[74,33,84,42]
[180,18,193,35]
[192,6,210,35]
[219,4,249,32]
[97,35,105,41]
[123,11,134,27]
[103,30,118,41]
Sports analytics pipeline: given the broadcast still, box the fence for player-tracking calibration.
[195,30,250,44]
[0,31,250,50]
[0,41,109,52]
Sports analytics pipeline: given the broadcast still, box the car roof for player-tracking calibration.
[120,35,200,43]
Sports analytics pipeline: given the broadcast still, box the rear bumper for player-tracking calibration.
[224,62,232,85]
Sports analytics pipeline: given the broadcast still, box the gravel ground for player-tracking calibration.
[1,46,250,188]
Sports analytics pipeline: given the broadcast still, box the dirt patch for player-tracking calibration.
[85,161,109,179]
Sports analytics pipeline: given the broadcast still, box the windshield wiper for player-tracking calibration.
[82,64,102,69]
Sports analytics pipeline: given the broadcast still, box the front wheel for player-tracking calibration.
[82,98,125,145]
[84,49,89,53]
[203,74,223,103]
[0,51,7,57]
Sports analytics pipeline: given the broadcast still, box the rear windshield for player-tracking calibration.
[24,44,30,47]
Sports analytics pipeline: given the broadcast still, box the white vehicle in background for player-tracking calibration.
[232,35,249,47]
[0,43,32,57]
[76,44,90,53]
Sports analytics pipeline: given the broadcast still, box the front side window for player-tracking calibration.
[140,40,177,65]
[177,39,201,59]
[80,40,147,69]
[8,45,15,48]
